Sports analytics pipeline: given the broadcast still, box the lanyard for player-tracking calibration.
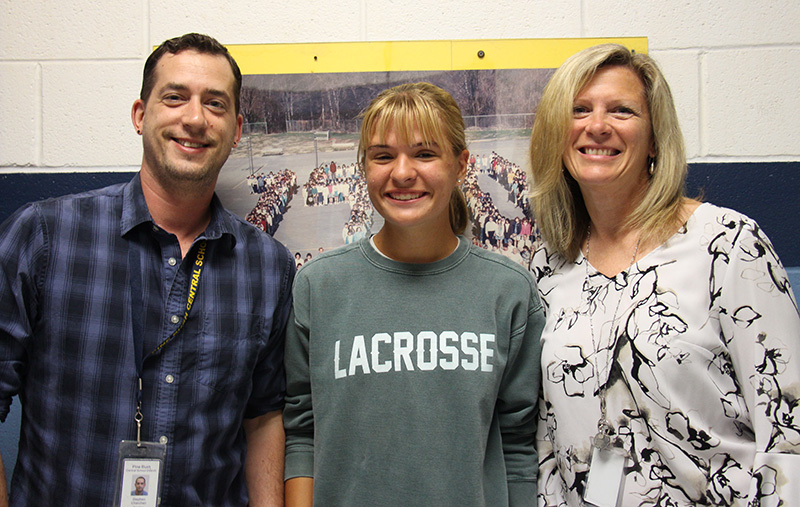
[128,238,208,444]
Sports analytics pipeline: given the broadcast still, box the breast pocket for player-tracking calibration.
[195,312,269,394]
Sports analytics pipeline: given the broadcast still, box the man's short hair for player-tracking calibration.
[140,33,242,114]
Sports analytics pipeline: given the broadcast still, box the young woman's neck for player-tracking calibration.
[372,226,459,264]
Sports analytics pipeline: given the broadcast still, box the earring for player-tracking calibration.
[136,129,141,135]
[648,158,655,175]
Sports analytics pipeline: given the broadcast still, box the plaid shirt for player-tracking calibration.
[0,175,294,506]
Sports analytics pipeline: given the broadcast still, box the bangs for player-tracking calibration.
[368,93,450,151]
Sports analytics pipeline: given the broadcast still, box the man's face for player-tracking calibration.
[132,49,243,189]
[135,478,145,494]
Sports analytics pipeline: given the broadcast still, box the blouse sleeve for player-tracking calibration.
[535,395,564,507]
[716,213,800,504]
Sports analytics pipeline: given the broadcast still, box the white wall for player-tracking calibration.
[1,0,799,172]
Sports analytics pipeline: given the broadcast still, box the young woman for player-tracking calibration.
[283,82,544,506]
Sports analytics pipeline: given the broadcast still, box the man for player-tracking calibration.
[133,477,147,496]
[0,33,293,505]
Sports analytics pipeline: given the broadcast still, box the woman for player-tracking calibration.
[528,43,800,506]
[283,82,544,506]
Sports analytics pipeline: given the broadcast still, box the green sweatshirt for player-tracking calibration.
[284,236,543,506]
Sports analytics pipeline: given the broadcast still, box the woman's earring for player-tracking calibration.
[648,158,655,176]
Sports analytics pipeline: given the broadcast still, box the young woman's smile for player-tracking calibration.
[366,126,467,236]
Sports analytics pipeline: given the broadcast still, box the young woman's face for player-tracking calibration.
[365,124,467,236]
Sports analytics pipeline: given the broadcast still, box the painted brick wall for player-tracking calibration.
[1,0,799,171]
[1,0,800,485]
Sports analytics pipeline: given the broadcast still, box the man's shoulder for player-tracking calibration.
[4,180,129,230]
[221,207,293,264]
[39,180,128,207]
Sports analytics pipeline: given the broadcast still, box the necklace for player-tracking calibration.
[584,225,640,450]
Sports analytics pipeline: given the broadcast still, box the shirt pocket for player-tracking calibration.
[195,312,268,394]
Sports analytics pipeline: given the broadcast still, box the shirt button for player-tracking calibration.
[168,257,177,266]
[165,374,175,384]
[170,315,180,324]
[159,435,169,445]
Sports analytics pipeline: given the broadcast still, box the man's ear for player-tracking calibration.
[234,113,243,145]
[132,99,145,134]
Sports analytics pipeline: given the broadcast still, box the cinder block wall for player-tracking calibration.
[1,0,800,486]
[1,0,799,171]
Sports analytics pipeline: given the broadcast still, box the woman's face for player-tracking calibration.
[563,65,655,195]
[365,124,467,235]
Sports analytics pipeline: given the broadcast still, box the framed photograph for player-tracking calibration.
[216,38,647,268]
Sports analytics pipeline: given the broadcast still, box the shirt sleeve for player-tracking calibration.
[497,278,545,506]
[718,214,800,504]
[0,203,46,422]
[246,244,296,418]
[282,271,315,480]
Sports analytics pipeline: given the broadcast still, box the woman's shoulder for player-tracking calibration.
[294,242,364,279]
[530,241,570,273]
[685,202,765,240]
[689,199,767,222]
[467,242,533,275]
[464,242,538,291]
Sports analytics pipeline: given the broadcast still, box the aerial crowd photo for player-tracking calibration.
[215,67,553,269]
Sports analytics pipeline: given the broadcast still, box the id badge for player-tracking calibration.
[113,440,166,507]
[584,446,626,507]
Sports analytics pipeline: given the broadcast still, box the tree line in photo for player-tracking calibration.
[239,68,554,133]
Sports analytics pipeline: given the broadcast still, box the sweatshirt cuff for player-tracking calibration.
[508,479,536,506]
[284,450,314,481]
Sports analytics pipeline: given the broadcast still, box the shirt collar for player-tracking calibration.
[120,173,237,250]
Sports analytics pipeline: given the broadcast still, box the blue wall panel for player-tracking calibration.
[0,161,798,484]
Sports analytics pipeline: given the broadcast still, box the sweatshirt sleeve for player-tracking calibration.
[283,272,315,480]
[497,277,545,506]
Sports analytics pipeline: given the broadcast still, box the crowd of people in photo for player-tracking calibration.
[243,152,537,267]
[300,161,359,206]
[292,248,325,271]
[463,153,541,266]
[341,183,374,246]
[244,159,377,268]
[245,169,297,235]
[477,151,531,214]
[296,161,376,249]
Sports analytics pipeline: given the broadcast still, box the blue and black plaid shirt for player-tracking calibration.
[0,175,294,506]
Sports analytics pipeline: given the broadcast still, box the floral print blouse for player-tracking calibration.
[531,203,800,506]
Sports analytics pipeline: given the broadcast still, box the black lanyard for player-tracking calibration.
[128,238,208,442]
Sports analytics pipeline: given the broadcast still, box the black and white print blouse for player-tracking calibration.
[532,203,800,506]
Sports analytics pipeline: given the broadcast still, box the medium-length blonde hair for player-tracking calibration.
[528,44,687,261]
[358,82,469,235]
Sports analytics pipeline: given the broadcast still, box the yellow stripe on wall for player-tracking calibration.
[224,38,648,75]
